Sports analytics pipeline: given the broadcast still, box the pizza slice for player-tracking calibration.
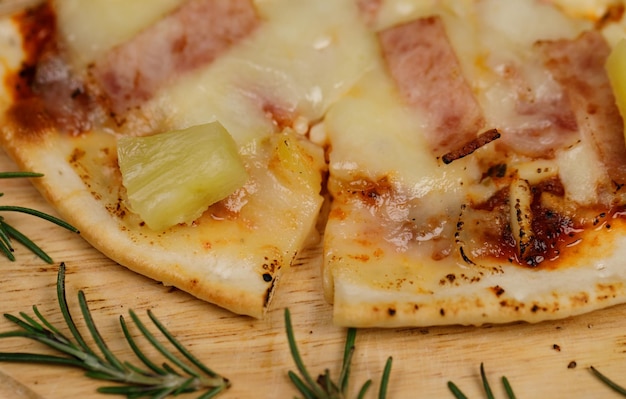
[323,0,626,326]
[2,0,626,328]
[0,0,374,318]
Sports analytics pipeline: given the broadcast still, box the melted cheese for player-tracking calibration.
[55,0,185,68]
[139,0,377,147]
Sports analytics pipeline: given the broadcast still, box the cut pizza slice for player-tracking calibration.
[323,0,626,327]
[0,0,373,318]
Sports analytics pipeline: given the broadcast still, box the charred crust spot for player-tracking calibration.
[491,286,505,297]
[262,257,280,274]
[105,200,128,219]
[567,361,577,369]
[387,307,396,316]
[262,273,272,282]
[439,308,445,316]
[553,344,561,352]
[530,304,548,313]
[69,148,86,164]
[440,273,457,285]
[263,277,277,308]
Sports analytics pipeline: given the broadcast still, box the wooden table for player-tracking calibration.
[0,149,625,398]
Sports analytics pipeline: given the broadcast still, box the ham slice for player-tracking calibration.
[378,16,486,156]
[93,0,259,116]
[539,30,626,190]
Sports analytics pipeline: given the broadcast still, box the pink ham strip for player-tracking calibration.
[378,16,486,156]
[496,63,580,158]
[539,31,626,189]
[93,0,259,115]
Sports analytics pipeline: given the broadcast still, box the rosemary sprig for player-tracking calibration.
[590,366,626,396]
[284,308,393,399]
[0,262,230,398]
[0,171,79,263]
[448,363,516,399]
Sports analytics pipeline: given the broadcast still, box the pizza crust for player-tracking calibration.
[0,117,325,318]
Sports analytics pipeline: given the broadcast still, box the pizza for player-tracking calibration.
[0,0,625,328]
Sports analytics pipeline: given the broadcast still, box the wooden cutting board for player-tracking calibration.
[1,149,626,399]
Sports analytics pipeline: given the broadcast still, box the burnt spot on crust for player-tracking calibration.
[262,277,277,308]
[387,307,396,316]
[262,256,280,275]
[69,147,86,164]
[570,292,589,305]
[490,286,505,297]
[105,200,128,220]
[596,283,619,301]
[440,272,483,286]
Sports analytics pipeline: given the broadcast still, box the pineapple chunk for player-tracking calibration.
[118,122,248,231]
[268,132,323,191]
[606,39,626,135]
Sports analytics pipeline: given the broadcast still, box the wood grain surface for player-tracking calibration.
[1,149,626,399]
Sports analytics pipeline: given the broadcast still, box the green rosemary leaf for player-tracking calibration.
[284,308,328,398]
[284,308,392,399]
[338,329,356,393]
[0,262,230,398]
[447,381,469,399]
[480,363,495,399]
[120,315,168,376]
[78,290,126,372]
[32,305,64,337]
[590,366,626,395]
[147,309,221,379]
[448,364,516,399]
[0,352,84,367]
[0,238,14,261]
[288,370,317,399]
[0,171,44,179]
[356,379,372,399]
[128,309,203,380]
[502,376,516,399]
[0,205,78,233]
[0,170,78,263]
[55,263,97,357]
[0,221,53,263]
[0,220,14,250]
[378,357,393,399]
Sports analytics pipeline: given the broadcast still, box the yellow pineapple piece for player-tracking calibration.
[117,122,248,231]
